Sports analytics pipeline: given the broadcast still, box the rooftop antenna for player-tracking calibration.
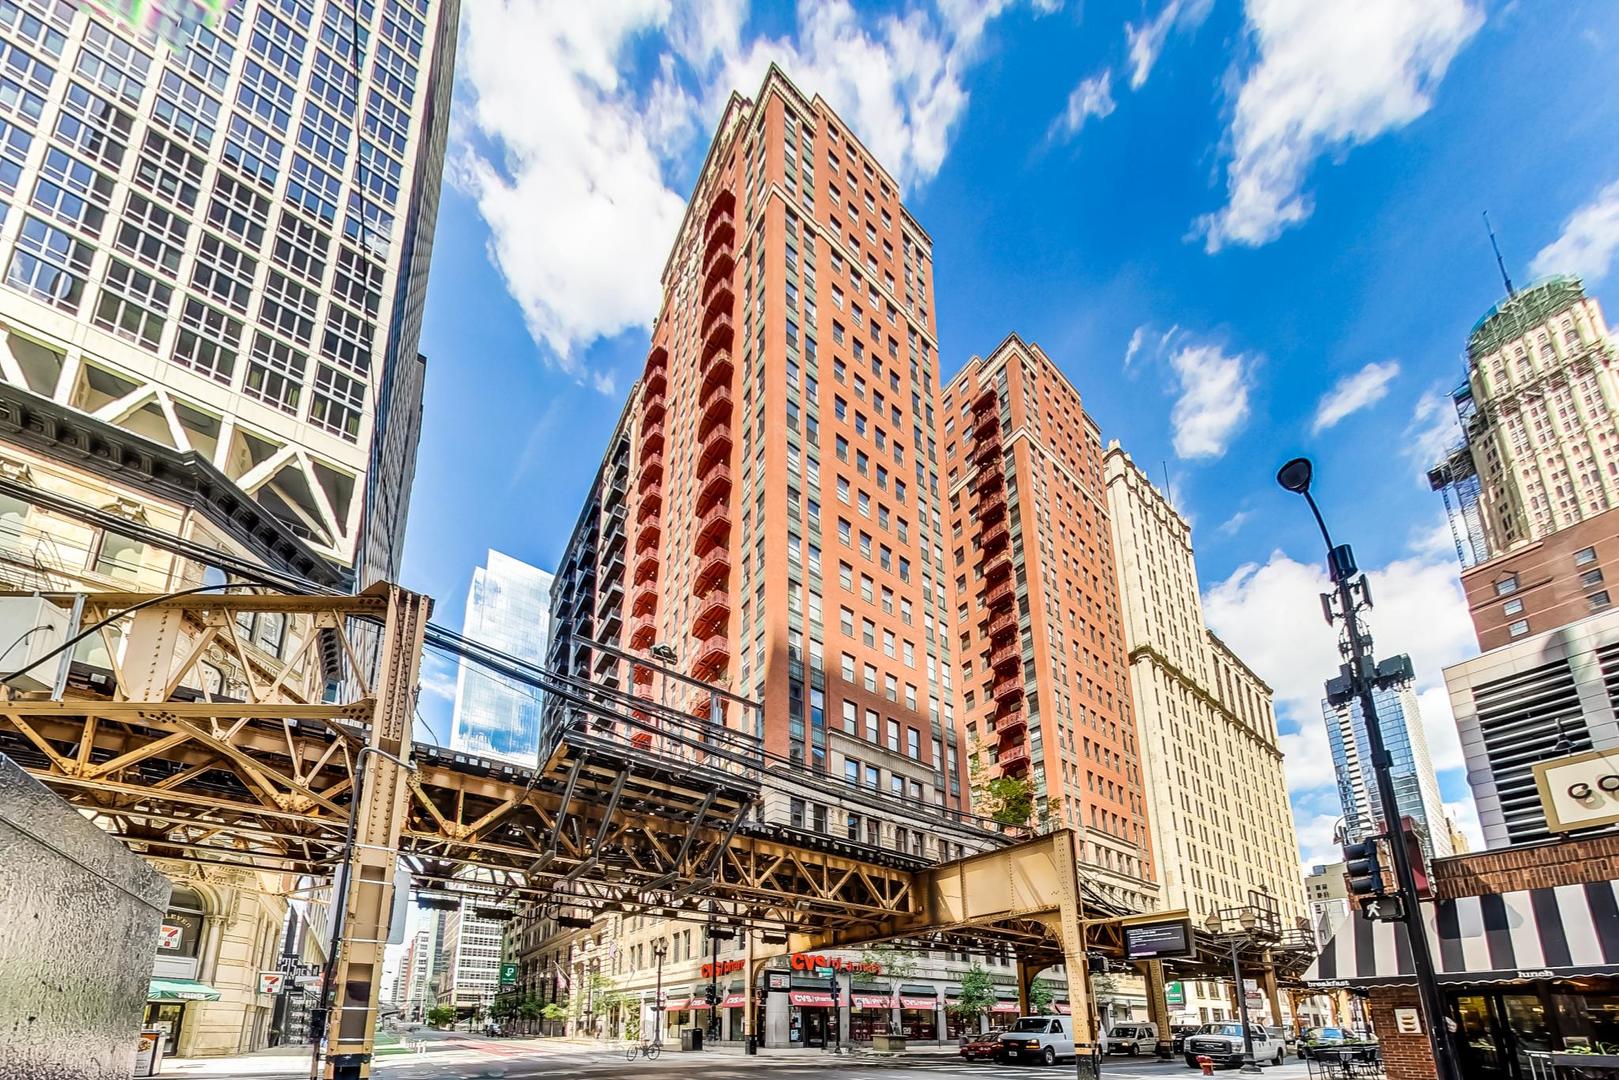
[1161,461,1173,508]
[1484,211,1515,298]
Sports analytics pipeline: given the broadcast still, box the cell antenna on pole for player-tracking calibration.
[1484,211,1515,298]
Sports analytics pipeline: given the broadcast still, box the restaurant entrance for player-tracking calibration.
[1449,983,1619,1079]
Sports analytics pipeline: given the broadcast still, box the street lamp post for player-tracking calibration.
[1276,457,1460,1080]
[707,921,721,1042]
[653,939,667,1046]
[1204,909,1261,1073]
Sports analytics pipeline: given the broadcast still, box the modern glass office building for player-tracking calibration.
[1322,654,1453,860]
[450,549,553,764]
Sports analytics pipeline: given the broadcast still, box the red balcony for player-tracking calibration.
[701,352,733,399]
[692,589,730,638]
[642,388,666,425]
[629,614,657,649]
[646,345,669,376]
[699,422,732,470]
[635,522,659,555]
[974,435,1001,468]
[984,553,1012,581]
[974,385,997,414]
[987,611,1017,640]
[701,284,735,338]
[632,663,655,687]
[996,712,1028,740]
[705,189,735,233]
[638,451,664,483]
[690,689,726,724]
[992,676,1023,702]
[631,581,658,616]
[702,322,734,366]
[704,218,735,267]
[998,744,1030,773]
[691,632,729,680]
[694,504,731,552]
[977,495,1006,525]
[699,387,733,438]
[640,424,664,456]
[982,521,1009,553]
[697,465,731,514]
[985,580,1015,609]
[633,548,659,585]
[695,548,730,592]
[991,642,1020,672]
[978,467,1004,495]
[644,363,667,397]
[636,490,662,523]
[973,407,999,439]
[702,251,734,306]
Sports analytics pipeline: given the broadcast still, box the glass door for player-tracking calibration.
[1452,994,1509,1080]
[1500,993,1552,1078]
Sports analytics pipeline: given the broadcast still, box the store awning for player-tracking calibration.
[851,993,893,1009]
[991,1000,1020,1014]
[721,994,746,1008]
[789,991,835,1007]
[1055,1003,1072,1014]
[1304,882,1619,989]
[663,998,690,1010]
[899,996,938,1010]
[149,978,221,1002]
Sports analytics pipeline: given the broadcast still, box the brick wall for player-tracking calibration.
[1432,833,1619,898]
[1365,986,1435,1080]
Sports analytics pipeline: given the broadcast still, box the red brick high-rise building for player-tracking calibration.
[940,335,1157,913]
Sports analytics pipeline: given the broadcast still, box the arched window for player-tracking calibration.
[159,887,206,958]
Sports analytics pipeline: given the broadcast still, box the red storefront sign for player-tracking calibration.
[701,959,745,979]
[721,994,746,1008]
[789,991,835,1007]
[851,993,894,1009]
[899,996,938,1010]
[789,953,882,975]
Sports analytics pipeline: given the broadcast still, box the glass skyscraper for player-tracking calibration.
[1322,653,1454,861]
[450,549,553,764]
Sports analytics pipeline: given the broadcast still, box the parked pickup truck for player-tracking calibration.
[1184,1022,1284,1068]
[998,1015,1075,1065]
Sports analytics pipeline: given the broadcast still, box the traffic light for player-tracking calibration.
[1343,839,1385,898]
[827,973,840,1005]
[703,985,717,1008]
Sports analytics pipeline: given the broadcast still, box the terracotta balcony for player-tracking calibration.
[987,611,1017,640]
[973,407,999,439]
[996,712,1028,740]
[640,424,664,455]
[642,388,666,425]
[977,494,1006,524]
[973,386,997,414]
[984,553,1012,581]
[974,435,1001,468]
[694,547,730,592]
[702,252,734,306]
[698,387,733,438]
[633,548,659,585]
[978,467,1005,495]
[701,352,733,398]
[705,189,735,233]
[982,521,1009,552]
[701,284,735,338]
[646,344,669,376]
[691,589,730,638]
[998,744,1030,773]
[992,675,1023,702]
[694,504,731,552]
[635,522,659,555]
[636,490,662,523]
[990,642,1020,672]
[696,465,731,513]
[628,614,657,649]
[638,451,664,481]
[703,221,734,269]
[701,316,734,364]
[698,422,732,470]
[632,663,654,686]
[644,363,666,397]
[631,581,658,616]
[691,632,729,680]
[985,580,1015,608]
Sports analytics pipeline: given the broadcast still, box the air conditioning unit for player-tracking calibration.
[0,595,71,693]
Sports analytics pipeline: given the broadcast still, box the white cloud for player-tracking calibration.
[1124,0,1213,89]
[1312,360,1400,433]
[1197,0,1483,252]
[1295,810,1348,870]
[1167,342,1254,459]
[1124,325,1149,369]
[458,0,1042,380]
[1216,508,1252,537]
[1203,548,1478,799]
[1531,178,1619,283]
[1052,68,1115,140]
[1406,387,1462,474]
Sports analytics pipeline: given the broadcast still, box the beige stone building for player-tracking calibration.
[1104,445,1305,1024]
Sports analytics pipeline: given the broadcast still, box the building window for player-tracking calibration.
[1590,591,1612,612]
[1580,568,1604,589]
[1508,619,1529,638]
[1575,546,1597,567]
[1494,574,1519,597]
[1502,598,1523,616]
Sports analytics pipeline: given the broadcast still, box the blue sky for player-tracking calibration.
[402,0,1619,867]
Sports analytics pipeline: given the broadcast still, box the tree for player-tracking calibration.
[946,963,996,1034]
[467,1002,485,1032]
[425,1004,456,1029]
[860,946,919,1034]
[986,775,1034,827]
[541,1002,567,1025]
[1029,978,1055,1015]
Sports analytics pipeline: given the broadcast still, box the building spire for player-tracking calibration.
[1484,211,1515,298]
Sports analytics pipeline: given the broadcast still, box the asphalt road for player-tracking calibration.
[169,1034,1322,1080]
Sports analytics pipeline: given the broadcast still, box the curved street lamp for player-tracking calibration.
[1275,457,1459,1080]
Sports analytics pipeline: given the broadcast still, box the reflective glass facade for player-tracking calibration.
[450,549,553,764]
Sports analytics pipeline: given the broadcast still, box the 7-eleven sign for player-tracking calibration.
[157,925,183,950]
[257,972,286,995]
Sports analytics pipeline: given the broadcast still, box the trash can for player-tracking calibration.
[681,1028,703,1052]
[744,1034,758,1054]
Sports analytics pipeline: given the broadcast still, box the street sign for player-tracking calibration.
[1165,982,1185,1006]
[258,972,287,995]
[1123,918,1195,960]
[157,924,183,950]
[499,963,518,986]
[273,958,322,978]
[1360,895,1405,922]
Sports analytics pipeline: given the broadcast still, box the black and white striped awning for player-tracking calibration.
[1305,882,1619,988]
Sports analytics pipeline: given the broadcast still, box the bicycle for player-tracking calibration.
[625,1038,662,1061]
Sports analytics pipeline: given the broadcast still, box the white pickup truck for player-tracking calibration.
[998,1015,1074,1065]
[1183,1022,1284,1068]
